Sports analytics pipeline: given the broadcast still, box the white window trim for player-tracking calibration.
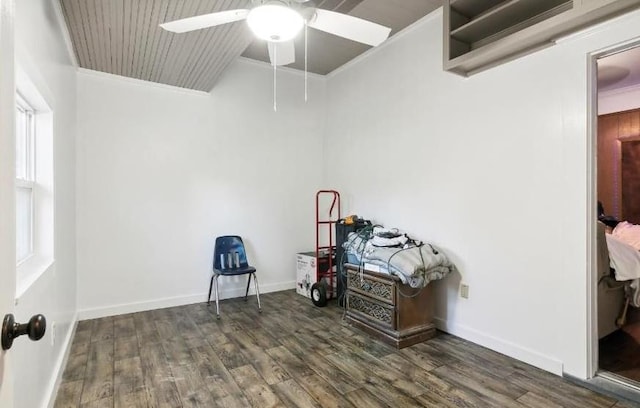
[15,93,36,265]
[16,92,35,176]
[15,179,33,188]
[16,92,35,181]
[15,183,34,267]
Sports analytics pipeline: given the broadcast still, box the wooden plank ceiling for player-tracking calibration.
[59,0,442,92]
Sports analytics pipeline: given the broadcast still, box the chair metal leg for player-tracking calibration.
[214,275,221,319]
[245,273,252,301]
[207,275,215,305]
[253,273,262,312]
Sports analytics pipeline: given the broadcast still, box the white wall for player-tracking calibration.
[324,9,640,378]
[76,61,326,317]
[12,1,77,408]
[599,83,640,114]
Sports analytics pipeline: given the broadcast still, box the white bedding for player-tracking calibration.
[607,234,640,281]
[612,221,640,251]
[606,233,640,307]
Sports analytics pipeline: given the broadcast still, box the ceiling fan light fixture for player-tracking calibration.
[247,3,304,42]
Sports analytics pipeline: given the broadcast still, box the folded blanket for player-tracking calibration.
[344,232,454,288]
[370,235,408,247]
[372,226,401,238]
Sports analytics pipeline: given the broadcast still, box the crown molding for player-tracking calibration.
[327,7,443,79]
[77,68,211,97]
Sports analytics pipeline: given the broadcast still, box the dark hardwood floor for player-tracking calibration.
[55,290,631,407]
[600,306,640,384]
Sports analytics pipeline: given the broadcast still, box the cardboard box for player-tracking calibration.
[296,251,337,299]
[296,252,317,298]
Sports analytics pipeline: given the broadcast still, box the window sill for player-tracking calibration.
[16,255,54,302]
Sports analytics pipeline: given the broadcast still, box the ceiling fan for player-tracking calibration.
[160,0,392,68]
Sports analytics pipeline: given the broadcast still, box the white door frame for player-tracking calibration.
[0,0,16,407]
[586,38,640,379]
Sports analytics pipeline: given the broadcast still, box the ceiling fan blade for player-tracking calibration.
[160,9,249,33]
[307,9,391,47]
[268,40,296,66]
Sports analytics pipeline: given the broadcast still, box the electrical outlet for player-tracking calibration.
[51,321,56,346]
[460,284,469,299]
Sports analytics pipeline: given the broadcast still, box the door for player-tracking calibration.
[0,1,16,407]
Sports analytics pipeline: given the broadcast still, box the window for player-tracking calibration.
[15,94,35,264]
[14,68,54,295]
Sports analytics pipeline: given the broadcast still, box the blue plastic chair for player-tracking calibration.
[208,235,261,318]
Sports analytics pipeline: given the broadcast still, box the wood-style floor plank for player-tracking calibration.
[138,342,182,408]
[79,340,113,404]
[62,352,88,382]
[90,317,114,343]
[113,356,144,396]
[432,364,526,408]
[55,380,83,408]
[344,387,388,408]
[507,370,616,408]
[229,365,284,408]
[517,391,563,408]
[303,351,361,395]
[169,363,217,407]
[114,316,136,338]
[189,343,243,400]
[272,379,321,408]
[79,397,112,408]
[113,389,152,408]
[295,374,356,408]
[266,345,315,378]
[114,336,138,361]
[55,290,631,408]
[414,388,486,408]
[214,341,249,370]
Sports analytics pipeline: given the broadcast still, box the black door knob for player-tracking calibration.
[1,314,46,350]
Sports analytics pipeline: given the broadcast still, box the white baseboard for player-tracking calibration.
[433,317,564,376]
[77,280,296,320]
[45,313,78,408]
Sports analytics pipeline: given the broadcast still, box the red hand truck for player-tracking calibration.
[310,190,340,307]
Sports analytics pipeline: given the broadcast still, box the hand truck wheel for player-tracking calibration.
[311,282,328,307]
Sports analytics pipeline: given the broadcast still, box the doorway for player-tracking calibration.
[592,42,640,389]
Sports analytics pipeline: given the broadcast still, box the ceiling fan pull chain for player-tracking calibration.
[273,45,277,112]
[305,23,308,102]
